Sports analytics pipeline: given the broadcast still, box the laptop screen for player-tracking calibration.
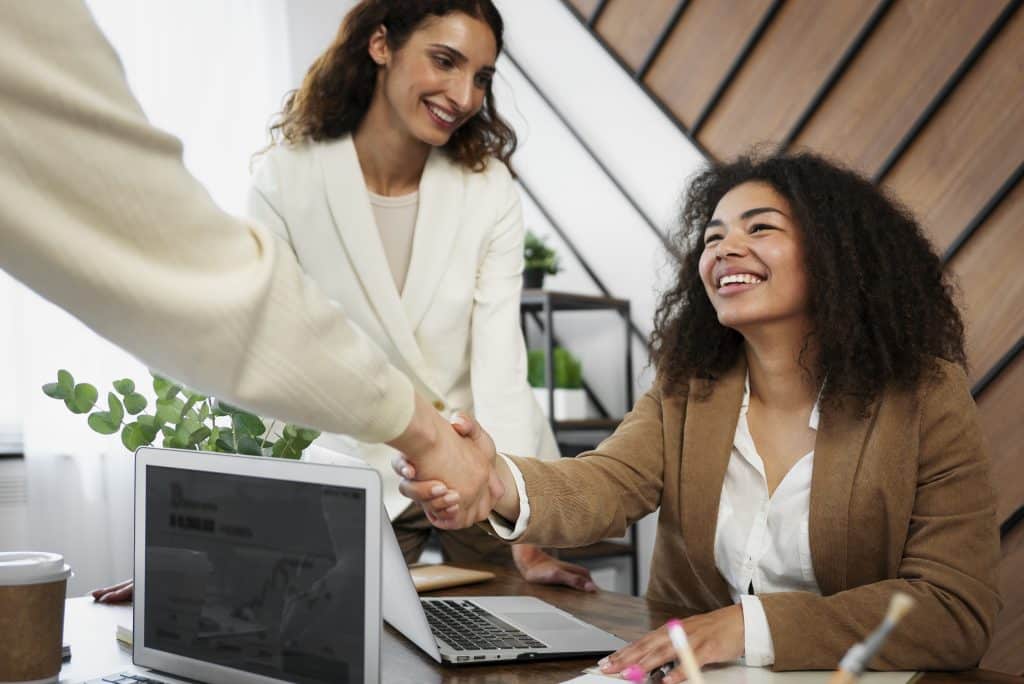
[144,465,366,683]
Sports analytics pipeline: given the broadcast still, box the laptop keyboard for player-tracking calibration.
[422,599,547,652]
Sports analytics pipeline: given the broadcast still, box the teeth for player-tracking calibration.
[427,104,456,123]
[719,273,763,287]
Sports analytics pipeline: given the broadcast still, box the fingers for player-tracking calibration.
[552,566,598,592]
[600,627,674,676]
[95,580,134,604]
[448,412,480,439]
[397,479,460,514]
[391,454,415,480]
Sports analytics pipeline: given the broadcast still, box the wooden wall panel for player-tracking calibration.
[566,0,601,22]
[950,183,1024,387]
[982,520,1024,675]
[794,0,1005,176]
[644,0,772,128]
[594,0,679,72]
[976,350,1024,527]
[885,9,1024,252]
[698,0,879,160]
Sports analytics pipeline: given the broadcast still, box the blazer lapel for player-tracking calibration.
[807,394,878,596]
[316,138,430,375]
[680,360,746,606]
[401,150,463,331]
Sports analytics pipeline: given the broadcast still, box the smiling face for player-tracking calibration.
[369,12,497,147]
[698,181,811,334]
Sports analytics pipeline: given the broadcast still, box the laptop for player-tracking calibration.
[303,445,629,665]
[84,447,383,683]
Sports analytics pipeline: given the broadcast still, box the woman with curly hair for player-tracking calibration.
[397,151,1001,677]
[242,0,594,590]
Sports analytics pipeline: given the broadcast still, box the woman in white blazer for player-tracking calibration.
[244,0,596,592]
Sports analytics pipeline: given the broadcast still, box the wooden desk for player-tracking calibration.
[60,566,1022,683]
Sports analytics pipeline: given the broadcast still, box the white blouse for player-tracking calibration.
[493,376,822,667]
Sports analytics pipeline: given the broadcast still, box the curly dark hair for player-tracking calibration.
[265,0,515,171]
[650,150,966,412]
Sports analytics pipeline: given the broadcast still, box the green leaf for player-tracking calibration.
[152,376,181,401]
[216,400,243,416]
[232,413,266,437]
[42,382,69,400]
[57,370,74,392]
[112,379,135,396]
[161,425,176,438]
[136,416,160,443]
[296,428,320,442]
[216,433,237,452]
[236,433,261,456]
[88,412,119,435]
[273,438,303,460]
[65,383,98,414]
[283,424,299,439]
[107,393,124,425]
[180,393,200,420]
[121,422,153,451]
[188,427,211,447]
[155,397,185,424]
[183,389,206,402]
[124,393,147,415]
[197,401,210,423]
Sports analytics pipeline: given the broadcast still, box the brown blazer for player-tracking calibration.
[509,357,1000,671]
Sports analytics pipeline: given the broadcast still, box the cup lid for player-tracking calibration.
[0,551,72,586]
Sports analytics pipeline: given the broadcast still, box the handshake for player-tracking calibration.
[388,395,520,531]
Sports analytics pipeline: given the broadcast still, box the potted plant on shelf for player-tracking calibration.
[527,347,589,421]
[41,369,319,458]
[523,231,560,289]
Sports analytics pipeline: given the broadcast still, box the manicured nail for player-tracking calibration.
[430,485,446,496]
[401,466,413,478]
[444,492,459,504]
[585,581,597,592]
[598,657,610,669]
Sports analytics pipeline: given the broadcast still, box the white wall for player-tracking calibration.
[493,1,709,593]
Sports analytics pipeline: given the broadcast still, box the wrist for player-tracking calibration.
[385,393,439,461]
[493,453,521,521]
[512,543,545,570]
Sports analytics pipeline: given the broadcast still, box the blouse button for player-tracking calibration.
[432,400,446,411]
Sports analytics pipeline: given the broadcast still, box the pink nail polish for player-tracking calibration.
[622,664,645,682]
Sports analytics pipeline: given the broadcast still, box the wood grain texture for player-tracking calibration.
[975,347,1024,527]
[697,0,879,160]
[594,0,679,72]
[565,0,601,22]
[982,521,1024,675]
[884,8,1024,252]
[644,0,772,129]
[948,182,1024,388]
[794,0,1006,175]
[376,563,1021,682]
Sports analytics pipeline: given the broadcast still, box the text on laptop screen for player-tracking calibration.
[145,465,366,683]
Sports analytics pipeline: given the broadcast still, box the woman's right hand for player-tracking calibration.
[394,413,515,529]
[92,579,133,603]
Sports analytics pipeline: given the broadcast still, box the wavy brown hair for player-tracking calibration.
[650,150,966,412]
[266,0,516,171]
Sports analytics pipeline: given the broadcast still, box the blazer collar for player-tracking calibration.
[807,391,878,595]
[316,136,428,379]
[681,360,745,607]
[680,357,876,602]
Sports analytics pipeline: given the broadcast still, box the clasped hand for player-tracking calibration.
[393,412,504,529]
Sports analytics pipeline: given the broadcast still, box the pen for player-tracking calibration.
[666,619,706,684]
[828,592,915,684]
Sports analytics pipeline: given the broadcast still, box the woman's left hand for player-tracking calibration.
[598,604,745,682]
[512,544,597,592]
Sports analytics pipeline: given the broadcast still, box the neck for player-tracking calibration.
[352,85,430,196]
[741,319,820,411]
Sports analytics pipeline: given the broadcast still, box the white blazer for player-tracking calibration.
[247,136,559,517]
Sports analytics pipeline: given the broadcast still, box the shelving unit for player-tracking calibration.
[520,289,639,595]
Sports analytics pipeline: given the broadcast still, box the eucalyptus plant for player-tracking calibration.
[42,370,319,458]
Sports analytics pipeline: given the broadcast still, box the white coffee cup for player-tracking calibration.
[0,552,73,684]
